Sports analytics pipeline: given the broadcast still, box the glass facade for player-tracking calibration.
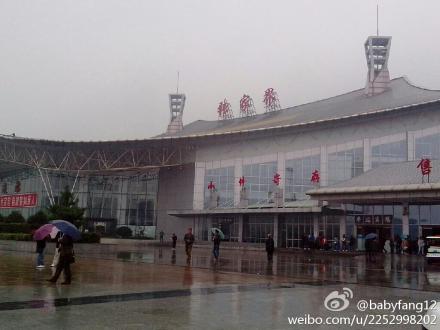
[328,148,363,185]
[204,167,234,208]
[243,215,274,243]
[319,215,340,241]
[371,140,407,168]
[279,214,314,248]
[211,216,239,242]
[285,155,320,201]
[415,133,440,159]
[0,168,159,227]
[242,162,277,205]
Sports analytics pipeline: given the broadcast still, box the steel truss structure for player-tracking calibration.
[0,135,195,174]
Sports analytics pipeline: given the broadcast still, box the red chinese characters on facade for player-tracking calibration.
[238,176,245,187]
[310,170,320,183]
[263,88,281,112]
[217,99,234,120]
[273,173,281,186]
[207,181,216,190]
[239,94,256,117]
[417,158,432,182]
[0,193,37,209]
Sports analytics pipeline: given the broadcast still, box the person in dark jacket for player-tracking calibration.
[184,228,195,262]
[36,238,47,268]
[47,234,74,284]
[212,232,221,261]
[171,233,177,250]
[266,234,275,262]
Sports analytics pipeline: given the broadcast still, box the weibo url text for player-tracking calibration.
[287,314,437,327]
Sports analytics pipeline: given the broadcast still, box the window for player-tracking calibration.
[371,140,407,168]
[285,155,320,201]
[328,148,363,185]
[242,162,278,205]
[416,133,440,159]
[204,167,234,208]
[243,215,274,243]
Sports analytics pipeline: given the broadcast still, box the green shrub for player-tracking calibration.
[115,226,132,238]
[5,211,25,223]
[27,211,49,229]
[0,223,31,233]
[0,233,32,241]
[79,232,100,243]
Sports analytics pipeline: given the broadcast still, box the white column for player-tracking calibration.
[402,203,409,236]
[340,215,346,239]
[363,138,371,171]
[193,162,205,210]
[238,214,243,243]
[234,159,242,207]
[320,145,328,187]
[407,131,415,161]
[273,214,279,248]
[313,214,319,237]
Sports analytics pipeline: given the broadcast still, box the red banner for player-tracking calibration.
[0,193,38,209]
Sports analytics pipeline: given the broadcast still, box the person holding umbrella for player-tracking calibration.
[184,228,195,262]
[212,231,221,262]
[47,234,74,285]
[35,236,47,269]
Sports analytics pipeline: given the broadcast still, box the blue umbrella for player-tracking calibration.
[50,220,81,241]
[365,233,378,240]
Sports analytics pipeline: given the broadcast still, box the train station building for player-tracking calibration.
[2,35,440,248]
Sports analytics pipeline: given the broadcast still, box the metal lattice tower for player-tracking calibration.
[263,88,281,112]
[239,94,256,117]
[217,99,234,120]
[166,94,186,134]
[364,36,392,96]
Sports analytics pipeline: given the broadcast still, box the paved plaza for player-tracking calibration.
[1,246,440,329]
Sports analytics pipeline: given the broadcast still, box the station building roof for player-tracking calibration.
[160,77,440,139]
[307,160,440,203]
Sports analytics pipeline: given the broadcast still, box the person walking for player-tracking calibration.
[265,234,275,262]
[395,235,402,254]
[171,233,177,250]
[159,230,164,245]
[383,239,391,254]
[349,235,356,252]
[47,234,74,285]
[418,236,425,256]
[184,228,195,262]
[51,233,61,268]
[212,232,221,261]
[341,234,347,252]
[36,237,47,268]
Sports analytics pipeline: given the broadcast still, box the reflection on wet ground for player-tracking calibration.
[1,247,440,329]
[114,247,440,292]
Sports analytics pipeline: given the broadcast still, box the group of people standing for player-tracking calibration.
[301,234,356,252]
[35,234,75,285]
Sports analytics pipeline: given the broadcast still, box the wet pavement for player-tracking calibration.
[1,246,440,329]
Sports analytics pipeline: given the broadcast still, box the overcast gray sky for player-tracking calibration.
[1,0,440,141]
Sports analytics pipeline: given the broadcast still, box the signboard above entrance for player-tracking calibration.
[355,215,393,225]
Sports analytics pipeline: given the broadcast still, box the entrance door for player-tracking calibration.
[359,226,391,250]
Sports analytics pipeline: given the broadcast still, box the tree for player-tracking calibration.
[6,211,25,223]
[47,186,85,229]
[27,210,49,229]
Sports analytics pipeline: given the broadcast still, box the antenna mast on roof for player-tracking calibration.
[176,71,180,94]
[377,4,379,36]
